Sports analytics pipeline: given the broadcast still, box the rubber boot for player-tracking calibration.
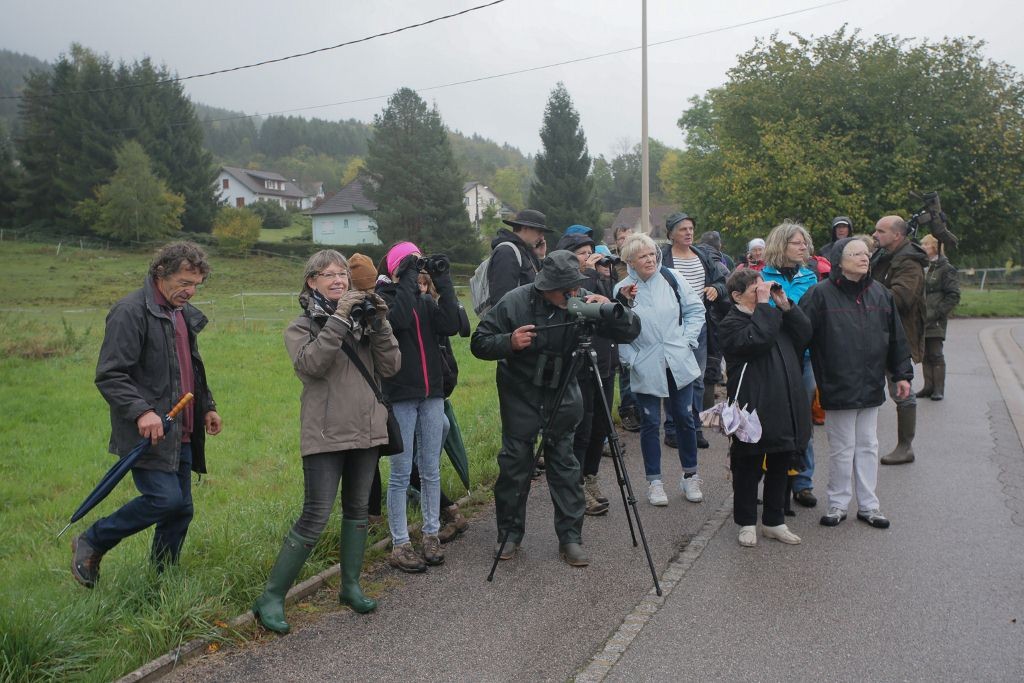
[252,530,316,634]
[931,364,946,401]
[916,363,934,398]
[339,518,377,614]
[881,404,916,465]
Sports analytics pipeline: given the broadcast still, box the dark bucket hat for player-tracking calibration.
[665,212,695,234]
[503,208,553,233]
[534,250,589,292]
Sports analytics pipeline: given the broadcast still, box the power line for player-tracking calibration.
[0,0,507,101]
[187,0,849,128]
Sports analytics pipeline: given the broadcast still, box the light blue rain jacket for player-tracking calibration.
[613,249,705,397]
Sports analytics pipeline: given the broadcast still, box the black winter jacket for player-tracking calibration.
[718,303,812,457]
[799,271,913,411]
[487,229,541,309]
[95,278,216,473]
[377,269,461,403]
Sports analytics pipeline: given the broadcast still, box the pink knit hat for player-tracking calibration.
[385,241,421,277]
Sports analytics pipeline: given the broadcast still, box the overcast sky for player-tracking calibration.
[3,0,1022,158]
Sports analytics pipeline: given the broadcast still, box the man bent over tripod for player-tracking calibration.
[471,250,640,567]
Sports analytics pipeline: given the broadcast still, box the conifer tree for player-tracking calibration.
[529,83,598,234]
[365,88,479,261]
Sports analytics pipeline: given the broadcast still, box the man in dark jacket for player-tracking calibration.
[872,215,928,465]
[471,250,640,567]
[661,212,729,450]
[486,208,552,309]
[72,242,222,588]
[801,237,912,529]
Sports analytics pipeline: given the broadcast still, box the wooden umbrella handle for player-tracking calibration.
[167,393,195,420]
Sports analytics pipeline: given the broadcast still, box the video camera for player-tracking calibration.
[416,254,450,276]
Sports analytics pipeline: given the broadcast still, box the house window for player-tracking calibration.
[344,219,349,230]
[222,178,229,189]
[463,198,469,205]
[236,197,245,207]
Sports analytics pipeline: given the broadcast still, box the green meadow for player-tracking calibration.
[0,241,500,681]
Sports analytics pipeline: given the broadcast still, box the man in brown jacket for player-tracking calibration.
[872,215,928,465]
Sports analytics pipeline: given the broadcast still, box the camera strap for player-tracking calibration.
[340,340,390,409]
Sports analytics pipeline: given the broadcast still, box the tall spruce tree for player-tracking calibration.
[0,121,19,227]
[16,45,217,234]
[529,83,598,233]
[365,88,479,261]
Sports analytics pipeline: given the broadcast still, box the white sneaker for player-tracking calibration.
[680,474,704,502]
[647,480,668,506]
[738,525,757,547]
[762,524,801,544]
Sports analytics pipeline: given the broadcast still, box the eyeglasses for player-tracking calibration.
[317,271,347,280]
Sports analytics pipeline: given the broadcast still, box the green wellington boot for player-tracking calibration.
[339,518,377,614]
[881,404,916,465]
[252,530,316,634]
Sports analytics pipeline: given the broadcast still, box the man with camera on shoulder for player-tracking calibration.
[471,250,640,568]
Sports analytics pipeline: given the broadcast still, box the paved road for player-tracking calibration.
[166,319,1024,682]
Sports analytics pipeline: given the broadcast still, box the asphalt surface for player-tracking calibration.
[166,319,1024,682]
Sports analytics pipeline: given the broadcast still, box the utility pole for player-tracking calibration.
[475,183,481,234]
[640,0,651,235]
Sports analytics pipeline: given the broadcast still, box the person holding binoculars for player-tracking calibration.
[253,249,399,634]
[376,242,462,572]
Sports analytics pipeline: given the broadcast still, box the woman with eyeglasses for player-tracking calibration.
[760,222,820,510]
[252,250,399,634]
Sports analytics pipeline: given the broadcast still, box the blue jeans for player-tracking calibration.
[388,397,444,545]
[86,443,194,566]
[637,371,698,481]
[665,325,707,439]
[793,356,817,492]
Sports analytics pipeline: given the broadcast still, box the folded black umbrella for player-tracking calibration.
[57,393,194,538]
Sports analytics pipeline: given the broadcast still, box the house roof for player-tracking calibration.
[308,178,378,216]
[462,181,482,193]
[607,205,679,242]
[221,166,306,199]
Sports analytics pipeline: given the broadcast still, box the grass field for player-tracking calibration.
[954,288,1024,318]
[0,241,500,681]
[257,214,311,243]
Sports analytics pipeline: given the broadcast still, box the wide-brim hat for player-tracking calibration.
[534,250,589,291]
[503,208,553,233]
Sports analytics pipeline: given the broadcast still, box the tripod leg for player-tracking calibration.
[588,351,663,596]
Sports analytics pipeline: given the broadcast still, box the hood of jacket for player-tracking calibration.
[830,216,852,242]
[491,228,532,251]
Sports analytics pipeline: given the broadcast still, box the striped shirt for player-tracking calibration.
[672,254,706,300]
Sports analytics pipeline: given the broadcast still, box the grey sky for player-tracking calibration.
[2,0,1021,158]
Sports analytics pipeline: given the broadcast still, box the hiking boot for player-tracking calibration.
[71,534,104,589]
[441,503,469,534]
[583,483,609,516]
[680,474,704,503]
[389,542,426,573]
[421,534,445,566]
[494,541,519,561]
[647,480,668,506]
[559,542,590,567]
[793,488,817,508]
[620,411,641,432]
[856,509,891,529]
[819,507,847,527]
[437,522,459,544]
[738,525,757,547]
[762,524,802,544]
[584,474,609,504]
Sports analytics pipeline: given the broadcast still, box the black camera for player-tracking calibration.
[349,298,377,326]
[416,254,450,276]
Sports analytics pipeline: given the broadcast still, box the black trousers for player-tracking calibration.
[574,374,615,477]
[731,449,793,527]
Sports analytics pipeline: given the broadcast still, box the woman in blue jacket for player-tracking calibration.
[760,221,820,508]
[614,233,706,507]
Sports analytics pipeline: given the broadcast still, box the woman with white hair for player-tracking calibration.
[614,233,706,506]
[738,238,766,271]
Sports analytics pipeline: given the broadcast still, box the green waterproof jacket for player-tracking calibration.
[872,239,928,363]
[924,255,961,339]
[471,283,641,440]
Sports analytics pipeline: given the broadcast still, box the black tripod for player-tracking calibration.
[487,321,662,596]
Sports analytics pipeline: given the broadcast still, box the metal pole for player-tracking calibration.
[640,0,651,235]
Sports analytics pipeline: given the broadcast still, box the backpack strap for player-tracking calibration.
[659,266,683,325]
[495,240,523,268]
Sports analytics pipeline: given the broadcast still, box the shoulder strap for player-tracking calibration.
[495,240,523,267]
[732,363,749,405]
[659,266,683,325]
[340,340,388,407]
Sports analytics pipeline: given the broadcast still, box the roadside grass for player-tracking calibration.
[954,288,1024,318]
[0,242,500,681]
